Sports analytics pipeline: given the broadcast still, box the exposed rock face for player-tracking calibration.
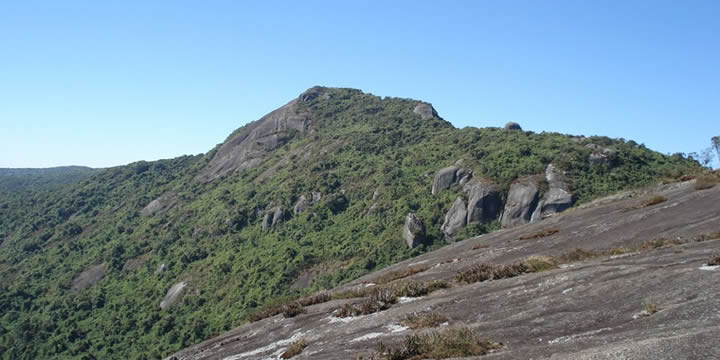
[402,213,425,248]
[154,263,166,276]
[271,207,284,227]
[140,192,177,216]
[504,122,522,130]
[261,213,272,231]
[532,164,575,221]
[412,102,438,120]
[456,168,473,185]
[165,180,720,360]
[586,144,617,165]
[431,166,459,194]
[312,192,322,203]
[464,179,502,224]
[293,195,309,215]
[196,91,317,182]
[160,281,187,310]
[70,263,107,291]
[501,177,539,228]
[441,197,468,239]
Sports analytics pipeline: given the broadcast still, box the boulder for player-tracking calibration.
[154,263,166,276]
[261,213,272,231]
[70,263,107,291]
[403,213,425,248]
[531,164,575,221]
[312,192,323,203]
[441,197,468,239]
[293,195,309,215]
[432,166,459,195]
[160,281,187,310]
[413,103,438,120]
[501,177,540,228]
[456,168,473,186]
[504,122,522,131]
[271,207,284,226]
[140,192,177,216]
[464,180,502,224]
[588,148,617,166]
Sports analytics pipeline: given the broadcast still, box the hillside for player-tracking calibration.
[0,87,703,359]
[0,166,97,193]
[166,178,720,360]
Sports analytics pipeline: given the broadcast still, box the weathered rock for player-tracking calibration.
[271,207,284,226]
[464,179,501,224]
[372,188,381,201]
[588,147,617,165]
[456,168,473,186]
[504,122,522,130]
[531,164,575,221]
[70,263,107,291]
[261,213,272,231]
[501,177,539,228]
[431,166,459,195]
[441,197,468,239]
[160,281,187,310]
[293,195,309,215]
[154,263,166,275]
[402,213,425,248]
[312,192,322,203]
[412,102,438,120]
[140,192,177,216]
[195,90,316,182]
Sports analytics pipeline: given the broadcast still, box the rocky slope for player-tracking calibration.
[166,179,720,359]
[0,87,704,359]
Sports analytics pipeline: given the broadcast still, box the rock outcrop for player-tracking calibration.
[531,164,575,221]
[271,207,284,227]
[441,197,468,239]
[500,176,539,228]
[261,213,272,231]
[70,263,107,291]
[504,122,522,130]
[464,179,502,224]
[402,213,425,248]
[160,281,187,310]
[586,144,617,165]
[431,166,458,194]
[195,90,318,182]
[140,192,177,216]
[412,103,438,120]
[293,195,309,215]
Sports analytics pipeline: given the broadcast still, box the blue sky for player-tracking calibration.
[1,0,718,168]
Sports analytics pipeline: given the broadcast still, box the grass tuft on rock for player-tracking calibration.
[372,327,502,360]
[401,312,449,329]
[281,339,308,359]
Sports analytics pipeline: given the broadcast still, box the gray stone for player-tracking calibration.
[372,188,381,201]
[456,168,473,186]
[531,164,575,221]
[140,192,177,216]
[402,213,425,248]
[504,122,522,130]
[261,213,272,231]
[160,281,187,310]
[293,195,309,215]
[501,177,539,228]
[70,263,107,291]
[195,91,315,182]
[431,166,459,195]
[464,179,501,224]
[413,102,438,120]
[312,192,322,203]
[154,263,166,275]
[271,207,284,226]
[441,197,468,239]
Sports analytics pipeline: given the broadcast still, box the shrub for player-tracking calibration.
[401,312,449,329]
[454,262,530,284]
[281,302,305,318]
[708,254,720,266]
[281,339,307,359]
[643,195,668,207]
[695,175,719,190]
[373,266,429,285]
[374,327,502,359]
[517,228,559,240]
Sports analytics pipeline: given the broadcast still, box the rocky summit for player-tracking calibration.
[0,87,710,360]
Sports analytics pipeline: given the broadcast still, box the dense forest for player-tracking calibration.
[0,87,702,359]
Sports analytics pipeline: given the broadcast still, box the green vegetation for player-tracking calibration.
[371,327,502,360]
[0,87,703,359]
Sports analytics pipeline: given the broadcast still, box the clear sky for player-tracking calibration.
[1,0,718,168]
